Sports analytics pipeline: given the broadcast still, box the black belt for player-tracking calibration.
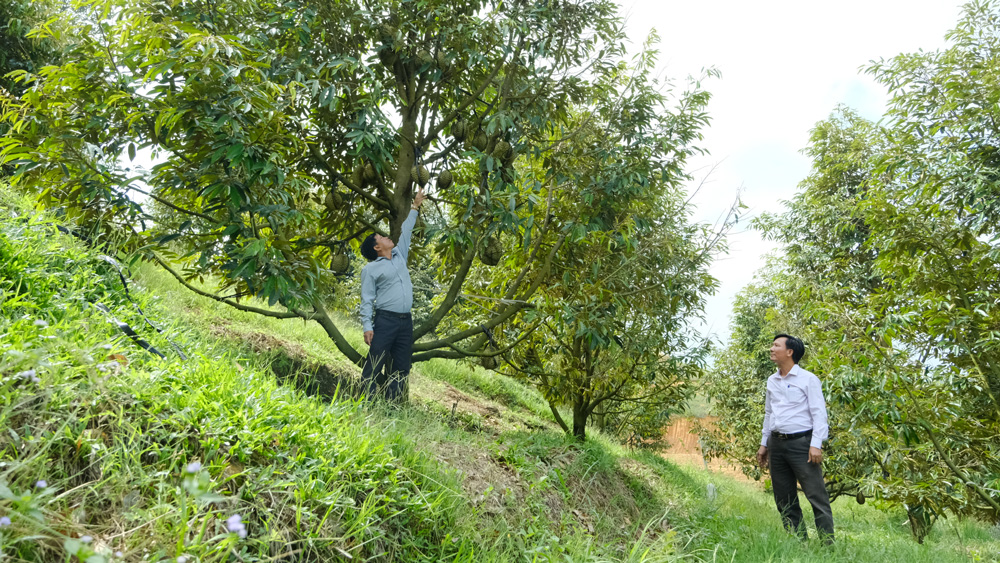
[771,430,812,440]
[375,310,411,319]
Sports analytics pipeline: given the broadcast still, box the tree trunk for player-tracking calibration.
[572,399,589,441]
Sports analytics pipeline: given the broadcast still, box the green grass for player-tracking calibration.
[665,462,1000,562]
[1,188,998,562]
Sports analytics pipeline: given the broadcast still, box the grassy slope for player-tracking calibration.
[1,193,997,562]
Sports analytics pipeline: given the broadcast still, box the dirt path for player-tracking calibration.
[660,416,752,482]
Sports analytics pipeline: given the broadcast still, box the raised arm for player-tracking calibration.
[396,189,426,263]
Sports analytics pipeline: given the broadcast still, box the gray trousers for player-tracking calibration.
[768,434,834,541]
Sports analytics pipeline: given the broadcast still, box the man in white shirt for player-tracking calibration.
[756,334,834,543]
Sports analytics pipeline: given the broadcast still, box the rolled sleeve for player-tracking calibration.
[359,267,376,332]
[807,376,829,449]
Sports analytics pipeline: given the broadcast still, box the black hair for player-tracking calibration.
[774,333,805,364]
[360,233,378,262]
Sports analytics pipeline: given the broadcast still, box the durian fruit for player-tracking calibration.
[351,166,364,188]
[377,46,398,68]
[416,49,433,66]
[452,120,467,142]
[437,169,454,190]
[330,254,350,273]
[323,188,344,213]
[435,50,448,68]
[479,236,502,266]
[471,130,488,152]
[363,162,378,183]
[492,139,511,161]
[480,354,498,370]
[856,492,866,505]
[377,23,396,43]
[410,164,430,186]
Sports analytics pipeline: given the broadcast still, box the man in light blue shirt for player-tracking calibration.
[358,189,426,401]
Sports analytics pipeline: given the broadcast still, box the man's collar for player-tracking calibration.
[773,363,801,378]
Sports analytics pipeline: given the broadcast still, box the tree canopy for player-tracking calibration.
[1,0,721,433]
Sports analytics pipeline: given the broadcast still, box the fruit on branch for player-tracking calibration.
[437,169,454,189]
[377,45,398,68]
[410,165,430,186]
[479,236,502,266]
[363,162,378,184]
[471,130,488,151]
[330,253,350,273]
[480,354,498,370]
[452,120,467,142]
[492,139,511,161]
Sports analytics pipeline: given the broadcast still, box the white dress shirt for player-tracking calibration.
[760,364,829,450]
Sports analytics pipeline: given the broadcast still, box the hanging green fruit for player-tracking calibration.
[856,492,866,505]
[330,254,350,273]
[378,23,396,43]
[437,169,454,190]
[479,236,502,266]
[410,165,430,186]
[452,120,467,142]
[492,140,511,161]
[377,46,398,68]
[363,162,378,183]
[472,130,488,151]
[480,355,498,370]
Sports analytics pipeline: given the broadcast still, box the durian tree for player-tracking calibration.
[465,78,724,441]
[1,0,715,372]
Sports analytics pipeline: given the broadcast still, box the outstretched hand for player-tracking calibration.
[412,189,426,210]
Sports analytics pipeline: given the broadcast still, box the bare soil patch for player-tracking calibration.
[660,416,751,482]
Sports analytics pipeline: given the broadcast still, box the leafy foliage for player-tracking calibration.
[706,0,1000,541]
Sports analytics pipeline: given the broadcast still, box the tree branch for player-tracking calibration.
[152,254,302,320]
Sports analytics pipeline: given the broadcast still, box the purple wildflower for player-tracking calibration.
[0,516,11,527]
[80,535,92,543]
[35,480,47,488]
[226,514,247,538]
[185,461,201,474]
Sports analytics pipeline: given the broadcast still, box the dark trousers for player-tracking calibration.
[362,310,412,402]
[768,434,835,542]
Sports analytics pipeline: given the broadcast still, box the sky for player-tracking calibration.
[617,0,970,341]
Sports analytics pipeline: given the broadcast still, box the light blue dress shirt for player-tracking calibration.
[359,209,418,333]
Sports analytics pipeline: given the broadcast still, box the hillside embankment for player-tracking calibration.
[2,190,998,562]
